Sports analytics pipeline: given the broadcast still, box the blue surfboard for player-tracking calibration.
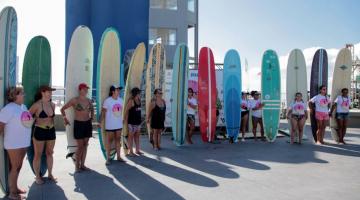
[171,44,189,146]
[223,50,242,142]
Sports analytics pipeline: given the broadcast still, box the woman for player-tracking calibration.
[99,85,125,165]
[309,85,331,145]
[287,92,308,144]
[124,87,143,156]
[330,88,351,144]
[240,92,250,142]
[29,85,57,185]
[147,88,166,150]
[0,86,32,199]
[249,91,265,141]
[186,88,197,144]
[61,83,94,172]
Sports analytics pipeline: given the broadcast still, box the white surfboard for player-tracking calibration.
[286,49,308,142]
[65,25,93,161]
[330,48,352,142]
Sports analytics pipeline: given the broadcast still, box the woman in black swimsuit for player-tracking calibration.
[147,89,166,150]
[29,85,57,185]
[61,83,94,172]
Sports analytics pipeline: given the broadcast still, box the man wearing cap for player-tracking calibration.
[61,83,94,172]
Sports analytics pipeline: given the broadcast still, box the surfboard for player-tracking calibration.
[22,36,51,176]
[171,44,189,146]
[146,43,166,140]
[286,49,308,142]
[223,49,241,142]
[122,43,146,152]
[121,49,134,98]
[261,50,281,142]
[310,49,328,142]
[96,27,121,159]
[0,6,17,193]
[330,48,352,142]
[65,25,93,161]
[198,47,217,143]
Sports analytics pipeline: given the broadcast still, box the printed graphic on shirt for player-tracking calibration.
[319,98,329,107]
[21,111,34,128]
[112,103,123,117]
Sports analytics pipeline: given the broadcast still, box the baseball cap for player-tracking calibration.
[39,85,56,92]
[110,85,123,92]
[78,83,90,90]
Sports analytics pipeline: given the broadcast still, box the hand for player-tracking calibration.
[64,117,70,126]
[147,118,150,123]
[97,122,102,129]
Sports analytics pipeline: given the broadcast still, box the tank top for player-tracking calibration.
[151,100,166,123]
[128,100,142,125]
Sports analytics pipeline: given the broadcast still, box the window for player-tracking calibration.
[188,0,195,12]
[150,0,178,10]
[149,28,177,46]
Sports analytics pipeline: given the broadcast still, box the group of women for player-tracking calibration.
[0,83,167,199]
[0,82,352,199]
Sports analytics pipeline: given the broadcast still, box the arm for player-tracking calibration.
[123,99,134,124]
[60,98,76,125]
[147,100,155,123]
[0,122,4,135]
[286,108,292,119]
[90,99,95,120]
[28,102,38,116]
[329,102,337,116]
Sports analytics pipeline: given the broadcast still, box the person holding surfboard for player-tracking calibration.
[29,85,57,185]
[147,88,166,150]
[309,85,331,145]
[286,92,308,144]
[187,88,197,144]
[240,92,250,142]
[249,91,265,141]
[99,85,125,165]
[0,86,32,200]
[61,83,94,172]
[330,88,351,144]
[124,87,143,156]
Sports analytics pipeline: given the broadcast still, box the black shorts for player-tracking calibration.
[187,114,195,123]
[291,114,305,121]
[74,120,93,139]
[241,111,249,118]
[33,126,56,141]
[105,128,122,133]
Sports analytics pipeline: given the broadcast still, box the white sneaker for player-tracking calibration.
[241,138,245,142]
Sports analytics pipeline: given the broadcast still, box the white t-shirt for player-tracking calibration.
[241,99,250,112]
[103,97,123,130]
[187,97,197,115]
[310,94,330,113]
[0,103,32,149]
[289,101,307,115]
[335,95,351,113]
[250,99,262,118]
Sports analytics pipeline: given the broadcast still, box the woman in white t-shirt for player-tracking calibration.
[286,92,308,144]
[99,85,125,165]
[0,86,33,200]
[309,85,331,145]
[186,88,197,144]
[250,91,265,141]
[240,92,250,142]
[330,88,351,144]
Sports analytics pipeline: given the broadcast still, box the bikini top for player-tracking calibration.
[38,101,55,118]
[74,98,92,112]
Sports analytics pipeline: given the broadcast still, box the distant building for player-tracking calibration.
[149,0,199,68]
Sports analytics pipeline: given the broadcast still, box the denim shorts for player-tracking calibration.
[128,124,141,133]
[336,112,349,120]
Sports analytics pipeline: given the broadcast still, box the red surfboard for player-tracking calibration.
[198,47,217,143]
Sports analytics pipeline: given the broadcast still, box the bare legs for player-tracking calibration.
[7,148,27,199]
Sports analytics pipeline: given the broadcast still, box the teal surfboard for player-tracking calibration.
[23,36,51,175]
[223,49,241,142]
[0,6,17,193]
[171,44,189,146]
[261,50,281,142]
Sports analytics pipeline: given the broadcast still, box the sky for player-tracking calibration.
[0,0,359,93]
